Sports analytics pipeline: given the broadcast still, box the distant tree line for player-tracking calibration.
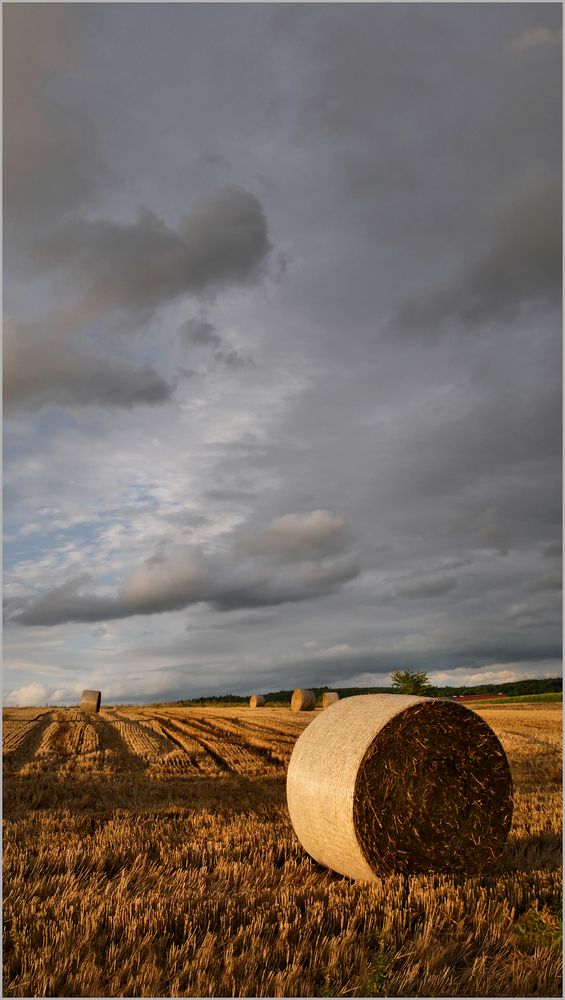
[164,675,561,708]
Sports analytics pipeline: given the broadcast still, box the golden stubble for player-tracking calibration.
[3,703,562,997]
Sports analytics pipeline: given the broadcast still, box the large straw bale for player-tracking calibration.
[291,688,316,712]
[249,694,266,708]
[80,690,101,713]
[322,691,340,708]
[287,694,513,879]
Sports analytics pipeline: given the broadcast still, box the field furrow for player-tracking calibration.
[229,715,304,741]
[108,718,172,762]
[160,716,280,775]
[179,716,290,768]
[153,718,227,774]
[151,747,203,776]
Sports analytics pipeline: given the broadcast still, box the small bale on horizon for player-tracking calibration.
[322,691,340,708]
[80,690,101,713]
[249,694,266,708]
[291,688,316,712]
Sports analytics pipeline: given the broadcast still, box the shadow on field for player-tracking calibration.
[496,830,563,874]
[3,772,287,818]
[4,711,56,767]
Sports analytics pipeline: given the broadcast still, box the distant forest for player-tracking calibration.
[167,675,562,707]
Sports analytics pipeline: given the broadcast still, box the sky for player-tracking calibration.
[3,2,562,706]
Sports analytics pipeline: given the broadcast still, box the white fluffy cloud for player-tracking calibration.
[5,682,50,707]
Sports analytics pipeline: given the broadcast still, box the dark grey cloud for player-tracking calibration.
[4,321,172,412]
[270,644,563,691]
[180,317,222,349]
[179,315,252,371]
[526,572,562,594]
[205,489,259,504]
[395,575,457,599]
[209,554,361,612]
[543,542,562,559]
[33,186,271,319]
[3,5,113,255]
[154,639,562,702]
[390,179,562,336]
[9,513,361,626]
[9,576,124,627]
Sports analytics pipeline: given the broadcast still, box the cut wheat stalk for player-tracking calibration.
[287,694,513,879]
[80,690,101,713]
[291,688,316,712]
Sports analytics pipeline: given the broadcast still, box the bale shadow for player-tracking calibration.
[495,830,563,873]
[91,710,151,773]
[2,710,56,771]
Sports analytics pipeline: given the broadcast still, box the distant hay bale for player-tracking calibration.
[287,694,513,879]
[249,695,266,708]
[322,691,340,708]
[291,688,316,712]
[80,690,101,713]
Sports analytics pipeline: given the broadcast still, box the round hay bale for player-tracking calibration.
[286,694,513,879]
[80,689,101,713]
[291,688,316,712]
[249,694,266,708]
[322,691,340,708]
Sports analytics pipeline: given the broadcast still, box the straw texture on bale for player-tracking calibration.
[322,691,340,708]
[80,690,101,713]
[287,694,513,880]
[249,695,266,708]
[291,688,316,712]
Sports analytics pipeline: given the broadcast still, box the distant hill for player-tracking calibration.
[163,675,562,707]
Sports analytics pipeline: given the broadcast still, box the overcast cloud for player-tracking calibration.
[3,3,561,705]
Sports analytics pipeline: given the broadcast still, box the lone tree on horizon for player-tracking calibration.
[391,669,432,695]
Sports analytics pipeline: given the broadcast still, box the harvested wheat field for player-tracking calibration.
[3,701,562,998]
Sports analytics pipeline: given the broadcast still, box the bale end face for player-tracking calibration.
[291,688,316,712]
[80,689,101,713]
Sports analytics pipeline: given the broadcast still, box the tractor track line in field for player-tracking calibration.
[155,715,233,773]
[153,721,205,769]
[158,715,281,774]
[503,730,561,752]
[181,716,287,768]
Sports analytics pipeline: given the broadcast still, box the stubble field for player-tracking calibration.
[3,701,562,998]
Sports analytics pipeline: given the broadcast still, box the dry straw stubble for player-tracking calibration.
[287,694,513,879]
[80,690,101,713]
[291,688,316,712]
